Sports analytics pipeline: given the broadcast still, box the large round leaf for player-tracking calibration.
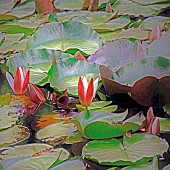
[88,39,144,72]
[27,21,102,55]
[0,125,30,148]
[73,110,145,139]
[48,58,99,95]
[82,133,169,166]
[6,49,72,85]
[0,105,19,130]
[0,143,53,160]
[1,148,69,170]
[36,122,77,145]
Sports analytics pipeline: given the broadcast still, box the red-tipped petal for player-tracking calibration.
[14,67,22,94]
[149,25,162,44]
[74,51,86,60]
[85,78,94,107]
[21,70,30,94]
[29,83,46,103]
[151,117,160,135]
[146,107,155,131]
[78,77,86,106]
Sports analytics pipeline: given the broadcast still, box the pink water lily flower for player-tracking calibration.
[6,66,30,95]
[78,76,99,107]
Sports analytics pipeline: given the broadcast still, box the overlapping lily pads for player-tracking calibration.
[82,133,169,166]
[73,110,145,139]
[27,21,102,55]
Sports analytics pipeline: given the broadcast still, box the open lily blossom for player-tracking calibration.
[146,107,160,135]
[6,66,30,95]
[28,83,46,103]
[78,76,99,107]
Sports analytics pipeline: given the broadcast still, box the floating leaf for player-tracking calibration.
[0,125,30,148]
[82,133,169,166]
[159,118,170,132]
[1,148,69,170]
[100,27,148,42]
[0,105,18,130]
[162,164,170,170]
[0,94,11,107]
[36,122,77,145]
[88,39,144,72]
[73,110,145,139]
[120,156,158,170]
[0,143,54,160]
[48,58,99,95]
[6,49,72,85]
[142,16,170,30]
[50,157,86,170]
[27,21,102,55]
[0,0,17,14]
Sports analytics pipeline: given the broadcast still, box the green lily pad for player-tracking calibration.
[88,39,144,72]
[160,118,170,132]
[0,143,54,160]
[112,0,155,17]
[147,36,170,58]
[0,33,26,54]
[6,49,72,85]
[0,105,19,130]
[73,110,145,139]
[36,122,77,145]
[50,157,85,170]
[99,27,148,42]
[1,148,69,170]
[48,58,99,95]
[54,0,108,10]
[120,156,158,170]
[27,21,102,55]
[142,16,170,30]
[0,125,30,148]
[82,133,169,166]
[0,0,17,14]
[72,14,130,32]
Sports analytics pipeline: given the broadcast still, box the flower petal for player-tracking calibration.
[151,117,160,135]
[146,107,155,131]
[149,25,162,44]
[21,70,30,94]
[93,77,99,98]
[28,83,46,103]
[86,78,94,107]
[14,67,22,94]
[6,72,14,91]
[78,76,86,106]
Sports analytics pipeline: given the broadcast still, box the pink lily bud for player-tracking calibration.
[146,107,160,135]
[28,83,46,103]
[149,25,162,44]
[78,76,99,107]
[6,66,30,95]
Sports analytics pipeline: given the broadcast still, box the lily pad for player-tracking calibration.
[0,0,17,14]
[72,14,130,32]
[146,36,170,57]
[36,122,77,145]
[0,105,19,130]
[48,58,99,95]
[82,133,169,166]
[27,21,102,55]
[0,143,54,160]
[73,110,145,139]
[162,164,170,170]
[120,156,158,170]
[0,125,30,148]
[6,49,72,85]
[159,118,170,132]
[142,16,170,30]
[1,148,69,170]
[99,27,148,42]
[88,39,144,72]
[50,157,85,170]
